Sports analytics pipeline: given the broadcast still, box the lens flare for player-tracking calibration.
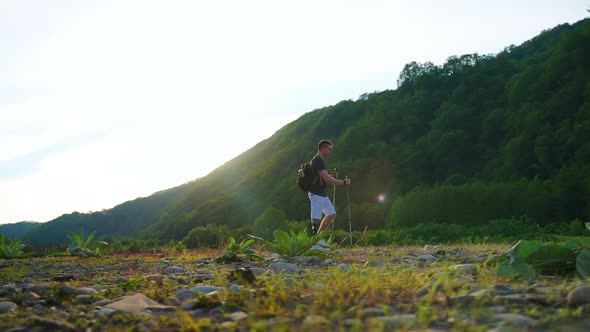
[378,193,385,203]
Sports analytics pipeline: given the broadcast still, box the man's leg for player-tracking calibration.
[318,213,336,233]
[309,193,323,235]
[311,219,321,235]
[317,196,337,234]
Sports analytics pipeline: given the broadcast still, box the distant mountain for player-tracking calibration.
[21,183,195,247]
[0,221,41,241]
[18,18,590,247]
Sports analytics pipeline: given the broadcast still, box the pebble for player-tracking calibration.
[303,315,329,325]
[0,301,17,314]
[417,254,436,262]
[367,314,417,329]
[164,266,185,275]
[492,294,530,306]
[567,284,590,306]
[0,285,18,297]
[451,264,478,276]
[269,262,299,273]
[146,274,166,282]
[300,294,314,301]
[493,284,518,296]
[96,308,115,316]
[28,316,77,332]
[20,292,40,307]
[59,283,97,296]
[495,313,538,327]
[337,263,349,272]
[228,284,241,293]
[249,268,266,276]
[75,295,93,305]
[360,307,387,318]
[228,311,248,321]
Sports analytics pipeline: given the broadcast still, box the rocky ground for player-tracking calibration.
[1,244,590,331]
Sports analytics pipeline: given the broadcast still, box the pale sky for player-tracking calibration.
[1,1,588,224]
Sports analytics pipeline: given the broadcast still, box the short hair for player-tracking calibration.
[318,139,333,150]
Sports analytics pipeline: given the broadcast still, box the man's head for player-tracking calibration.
[317,139,333,158]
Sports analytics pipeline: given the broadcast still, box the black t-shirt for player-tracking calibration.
[309,154,327,196]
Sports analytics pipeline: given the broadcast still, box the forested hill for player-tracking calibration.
[15,18,590,247]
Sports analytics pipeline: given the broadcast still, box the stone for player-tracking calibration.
[303,315,329,325]
[229,284,241,293]
[493,284,518,296]
[367,314,417,329]
[338,263,349,272]
[495,313,538,327]
[269,262,299,273]
[300,294,314,301]
[105,293,175,313]
[190,285,221,294]
[164,266,185,275]
[359,307,387,318]
[164,297,181,307]
[0,285,18,297]
[424,244,441,253]
[75,295,93,305]
[364,260,384,267]
[20,292,40,307]
[450,295,477,306]
[24,285,52,297]
[176,289,196,302]
[53,273,75,282]
[228,311,248,321]
[492,294,529,305]
[249,268,266,276]
[0,301,17,314]
[96,308,115,316]
[94,299,111,306]
[227,268,256,284]
[28,316,77,332]
[417,254,436,262]
[568,285,590,306]
[106,275,128,284]
[451,264,478,276]
[146,274,166,282]
[59,283,97,296]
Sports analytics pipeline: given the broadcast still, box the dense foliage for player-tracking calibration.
[4,19,590,248]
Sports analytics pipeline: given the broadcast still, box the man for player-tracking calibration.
[309,139,350,234]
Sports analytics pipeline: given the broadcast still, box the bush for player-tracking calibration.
[0,233,25,259]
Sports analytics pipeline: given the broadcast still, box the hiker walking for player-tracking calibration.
[305,140,350,234]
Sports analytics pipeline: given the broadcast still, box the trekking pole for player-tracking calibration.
[345,176,352,248]
[331,168,337,232]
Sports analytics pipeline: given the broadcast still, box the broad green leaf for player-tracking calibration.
[496,261,537,280]
[576,248,590,279]
[86,231,96,246]
[507,240,544,262]
[526,244,576,273]
[546,234,590,246]
[273,230,291,252]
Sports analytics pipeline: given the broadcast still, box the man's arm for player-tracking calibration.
[318,170,350,185]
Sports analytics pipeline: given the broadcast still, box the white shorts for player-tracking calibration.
[308,192,336,220]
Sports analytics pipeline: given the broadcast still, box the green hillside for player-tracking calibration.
[0,221,41,241]
[16,19,590,247]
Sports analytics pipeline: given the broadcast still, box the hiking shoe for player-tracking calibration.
[316,239,330,248]
[311,244,330,253]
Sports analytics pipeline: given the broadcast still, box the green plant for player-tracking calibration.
[216,237,262,262]
[492,225,590,280]
[0,233,25,259]
[249,230,328,258]
[67,230,108,257]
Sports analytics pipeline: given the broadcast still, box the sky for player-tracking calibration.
[1,1,588,224]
